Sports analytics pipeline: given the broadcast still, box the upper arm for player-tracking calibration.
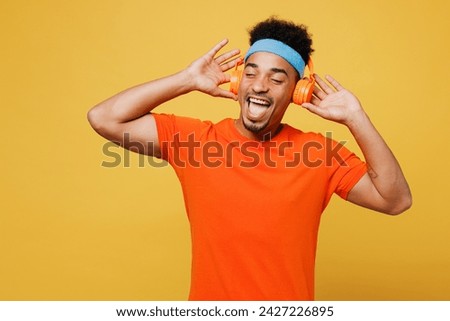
[346,173,386,212]
[88,108,161,158]
[346,173,409,215]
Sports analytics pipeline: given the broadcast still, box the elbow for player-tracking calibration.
[87,105,106,134]
[87,106,100,129]
[384,193,413,215]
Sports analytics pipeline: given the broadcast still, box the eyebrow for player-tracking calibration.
[245,62,288,76]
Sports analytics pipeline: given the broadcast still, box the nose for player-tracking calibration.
[251,75,269,94]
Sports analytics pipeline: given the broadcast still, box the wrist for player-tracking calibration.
[175,68,198,94]
[345,109,370,132]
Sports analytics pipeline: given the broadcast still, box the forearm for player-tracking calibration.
[347,111,412,210]
[302,74,412,214]
[87,39,239,157]
[88,38,239,130]
[88,69,194,125]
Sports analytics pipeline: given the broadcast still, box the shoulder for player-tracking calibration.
[281,124,326,143]
[281,124,359,162]
[153,113,212,128]
[152,114,238,142]
[152,113,216,136]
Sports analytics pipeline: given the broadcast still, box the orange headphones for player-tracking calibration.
[229,57,315,105]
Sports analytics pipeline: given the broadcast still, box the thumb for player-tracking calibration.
[213,88,238,100]
[301,102,328,118]
[301,102,318,113]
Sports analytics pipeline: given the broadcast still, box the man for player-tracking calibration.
[88,17,411,300]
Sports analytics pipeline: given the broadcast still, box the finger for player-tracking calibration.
[206,39,229,59]
[325,75,345,91]
[301,102,318,113]
[220,56,242,72]
[309,96,322,106]
[221,73,231,83]
[301,102,327,118]
[215,49,241,65]
[312,85,327,100]
[314,74,334,95]
[214,88,238,100]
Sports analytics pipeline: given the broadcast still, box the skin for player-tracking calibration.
[88,38,412,215]
[303,76,412,214]
[236,52,298,141]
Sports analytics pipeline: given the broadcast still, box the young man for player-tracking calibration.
[88,17,411,300]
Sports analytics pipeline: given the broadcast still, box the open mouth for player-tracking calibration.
[247,96,272,120]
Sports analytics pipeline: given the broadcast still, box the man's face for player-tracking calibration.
[237,51,298,139]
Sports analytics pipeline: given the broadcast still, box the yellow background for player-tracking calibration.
[1,0,449,300]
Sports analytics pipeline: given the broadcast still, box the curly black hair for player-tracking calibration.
[248,16,314,65]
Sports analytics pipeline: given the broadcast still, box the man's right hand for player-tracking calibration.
[185,39,241,100]
[87,39,241,158]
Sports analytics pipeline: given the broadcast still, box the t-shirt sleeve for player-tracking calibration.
[152,113,205,164]
[324,135,367,200]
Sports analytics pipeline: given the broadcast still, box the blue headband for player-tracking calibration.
[244,39,305,77]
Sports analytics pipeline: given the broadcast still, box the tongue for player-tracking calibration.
[248,102,268,119]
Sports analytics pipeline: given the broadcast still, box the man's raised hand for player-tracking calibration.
[301,74,364,127]
[186,39,241,100]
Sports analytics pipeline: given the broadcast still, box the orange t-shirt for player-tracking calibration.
[154,114,367,300]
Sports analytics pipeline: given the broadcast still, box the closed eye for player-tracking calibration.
[271,78,283,84]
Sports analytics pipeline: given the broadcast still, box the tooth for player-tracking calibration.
[250,98,269,106]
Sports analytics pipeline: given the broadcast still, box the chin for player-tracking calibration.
[242,117,270,134]
[244,122,267,134]
[241,109,272,134]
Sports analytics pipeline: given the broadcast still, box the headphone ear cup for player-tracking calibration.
[229,69,243,95]
[292,77,315,105]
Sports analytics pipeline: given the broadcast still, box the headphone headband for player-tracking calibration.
[244,39,306,77]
